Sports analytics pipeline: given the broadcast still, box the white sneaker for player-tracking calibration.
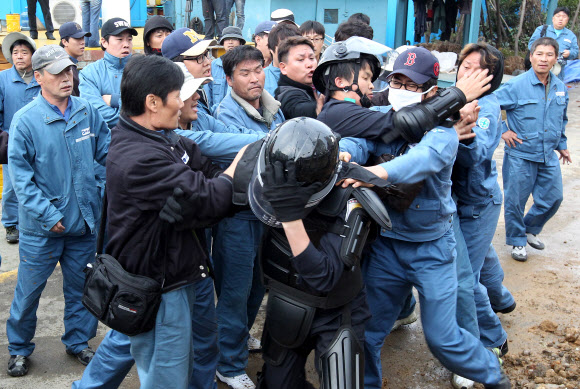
[216,372,256,389]
[511,246,527,262]
[526,233,545,250]
[391,310,418,331]
[451,373,474,389]
[247,335,262,352]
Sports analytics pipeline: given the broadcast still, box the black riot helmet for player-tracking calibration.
[249,117,341,227]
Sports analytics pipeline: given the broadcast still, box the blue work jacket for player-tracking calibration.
[264,64,281,97]
[205,57,230,108]
[79,52,131,128]
[175,111,265,165]
[8,94,110,237]
[528,25,579,60]
[0,66,41,132]
[453,94,503,206]
[494,69,568,165]
[340,124,458,242]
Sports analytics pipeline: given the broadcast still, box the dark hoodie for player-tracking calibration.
[143,16,174,55]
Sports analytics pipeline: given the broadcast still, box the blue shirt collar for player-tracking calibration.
[47,97,73,122]
[69,55,79,64]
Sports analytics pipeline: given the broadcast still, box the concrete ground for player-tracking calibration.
[0,87,579,388]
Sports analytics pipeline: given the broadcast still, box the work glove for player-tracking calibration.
[159,187,198,225]
[261,160,323,222]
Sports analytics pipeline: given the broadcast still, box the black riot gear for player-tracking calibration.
[248,117,341,228]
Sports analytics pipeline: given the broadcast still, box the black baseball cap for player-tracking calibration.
[101,17,138,38]
[59,22,91,39]
[389,47,440,84]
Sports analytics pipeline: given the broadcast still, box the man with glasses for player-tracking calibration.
[162,28,216,116]
[338,46,510,389]
[300,20,325,62]
[275,36,323,119]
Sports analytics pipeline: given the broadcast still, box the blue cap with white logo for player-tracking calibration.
[59,22,91,39]
[162,28,217,60]
[389,47,440,84]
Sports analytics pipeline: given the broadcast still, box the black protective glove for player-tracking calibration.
[159,187,198,225]
[261,160,323,222]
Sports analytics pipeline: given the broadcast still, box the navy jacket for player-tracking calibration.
[106,115,234,291]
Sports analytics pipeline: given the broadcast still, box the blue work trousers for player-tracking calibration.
[453,213,479,338]
[212,216,265,377]
[130,285,197,389]
[225,0,245,29]
[7,233,98,356]
[503,154,563,246]
[480,244,515,312]
[80,0,101,47]
[72,277,218,389]
[458,201,507,348]
[2,164,18,228]
[362,229,503,388]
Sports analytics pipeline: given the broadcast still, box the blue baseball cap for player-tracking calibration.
[59,22,91,39]
[389,47,440,84]
[162,27,217,59]
[254,21,277,36]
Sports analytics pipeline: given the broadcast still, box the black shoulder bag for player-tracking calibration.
[82,192,165,336]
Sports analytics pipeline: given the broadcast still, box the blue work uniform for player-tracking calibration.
[340,125,503,388]
[494,70,567,247]
[205,57,231,108]
[453,93,508,348]
[0,66,40,229]
[6,94,109,357]
[263,64,281,97]
[528,24,579,80]
[71,277,220,389]
[213,91,284,378]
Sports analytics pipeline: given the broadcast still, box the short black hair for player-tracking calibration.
[222,45,264,78]
[530,37,559,56]
[100,35,110,51]
[347,13,370,25]
[10,40,35,54]
[278,36,314,63]
[267,23,300,51]
[59,36,70,48]
[553,6,571,17]
[334,21,374,41]
[121,55,184,117]
[299,20,325,37]
[421,78,438,92]
[253,31,268,43]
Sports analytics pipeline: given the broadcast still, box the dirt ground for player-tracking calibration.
[0,87,579,389]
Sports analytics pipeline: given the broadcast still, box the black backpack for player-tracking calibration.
[524,24,548,70]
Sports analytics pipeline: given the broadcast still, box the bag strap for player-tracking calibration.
[97,190,108,254]
[541,24,548,37]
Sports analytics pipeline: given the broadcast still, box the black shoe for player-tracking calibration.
[484,373,511,389]
[7,355,29,377]
[66,347,95,366]
[30,31,38,39]
[493,301,516,314]
[6,226,19,244]
[46,32,56,40]
[499,338,509,357]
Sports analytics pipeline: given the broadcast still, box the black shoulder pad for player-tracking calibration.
[232,139,265,206]
[352,187,392,230]
[388,86,467,144]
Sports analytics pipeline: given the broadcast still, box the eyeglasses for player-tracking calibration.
[184,51,211,64]
[388,79,422,92]
[306,36,324,43]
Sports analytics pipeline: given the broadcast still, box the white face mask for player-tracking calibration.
[389,86,435,112]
